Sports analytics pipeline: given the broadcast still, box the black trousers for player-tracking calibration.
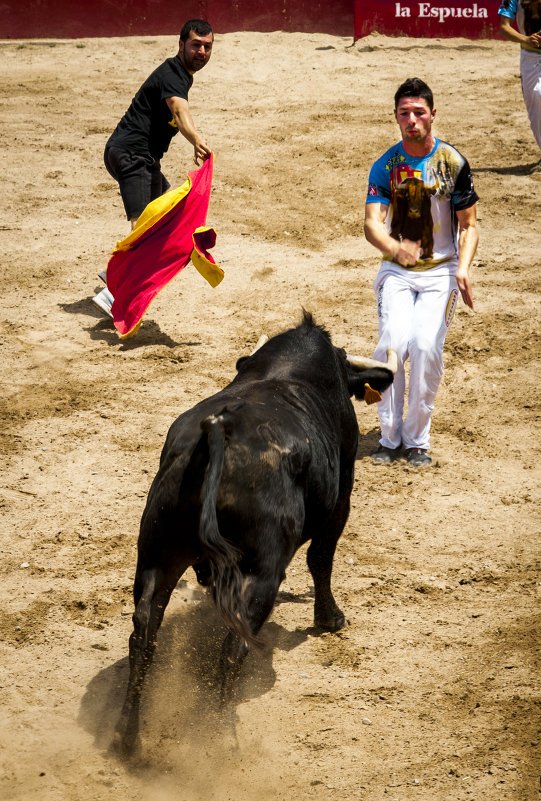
[104,145,170,220]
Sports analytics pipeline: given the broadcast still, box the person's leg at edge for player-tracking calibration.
[520,49,541,154]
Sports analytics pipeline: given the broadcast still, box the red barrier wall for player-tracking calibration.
[354,1,503,40]
[0,0,352,39]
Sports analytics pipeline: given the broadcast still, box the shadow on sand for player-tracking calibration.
[60,296,202,350]
[356,427,381,460]
[474,162,539,177]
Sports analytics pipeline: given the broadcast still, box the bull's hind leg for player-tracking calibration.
[306,502,350,632]
[112,561,186,757]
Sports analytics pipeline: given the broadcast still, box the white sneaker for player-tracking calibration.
[98,270,107,284]
[92,287,114,318]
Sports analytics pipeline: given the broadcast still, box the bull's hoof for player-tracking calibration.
[314,608,347,632]
[110,728,142,760]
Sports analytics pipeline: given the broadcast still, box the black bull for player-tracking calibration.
[113,312,396,755]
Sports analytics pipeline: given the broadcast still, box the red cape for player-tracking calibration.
[106,155,223,338]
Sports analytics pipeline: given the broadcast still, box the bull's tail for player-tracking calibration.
[199,413,259,647]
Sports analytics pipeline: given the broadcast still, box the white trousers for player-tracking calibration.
[372,268,459,451]
[521,48,541,150]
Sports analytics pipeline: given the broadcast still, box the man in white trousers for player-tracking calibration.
[364,78,479,467]
[498,0,541,168]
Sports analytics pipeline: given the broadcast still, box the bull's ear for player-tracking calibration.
[236,334,268,372]
[235,355,250,372]
[346,372,369,401]
[347,367,394,401]
[348,381,381,404]
[364,384,382,405]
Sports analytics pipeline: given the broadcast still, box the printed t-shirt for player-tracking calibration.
[366,138,478,272]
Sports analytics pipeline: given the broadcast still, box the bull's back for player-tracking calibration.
[162,377,344,467]
[140,378,351,551]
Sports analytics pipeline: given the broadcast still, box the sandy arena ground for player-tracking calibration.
[1,30,540,801]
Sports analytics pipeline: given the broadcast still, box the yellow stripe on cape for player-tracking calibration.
[113,177,193,254]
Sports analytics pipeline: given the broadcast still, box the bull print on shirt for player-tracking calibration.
[522,0,541,35]
[389,165,439,260]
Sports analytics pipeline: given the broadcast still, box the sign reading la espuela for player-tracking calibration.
[395,3,489,23]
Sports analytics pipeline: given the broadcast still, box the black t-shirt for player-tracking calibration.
[108,56,193,159]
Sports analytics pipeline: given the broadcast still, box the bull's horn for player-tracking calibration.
[250,334,269,355]
[346,348,398,374]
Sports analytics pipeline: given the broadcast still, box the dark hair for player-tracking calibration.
[180,19,214,42]
[394,78,434,110]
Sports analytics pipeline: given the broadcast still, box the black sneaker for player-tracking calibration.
[405,447,432,467]
[370,445,401,464]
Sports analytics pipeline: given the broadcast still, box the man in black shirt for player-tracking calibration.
[106,18,213,224]
[94,19,213,317]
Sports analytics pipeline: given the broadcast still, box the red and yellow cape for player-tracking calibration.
[105,154,223,338]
